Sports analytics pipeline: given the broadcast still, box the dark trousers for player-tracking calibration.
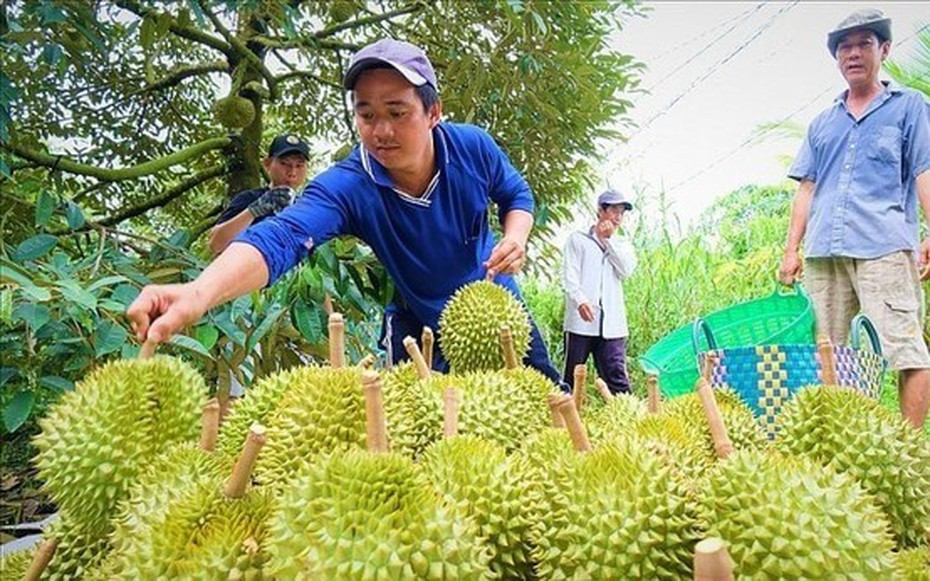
[380,306,568,391]
[562,332,630,395]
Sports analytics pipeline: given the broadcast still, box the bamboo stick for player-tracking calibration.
[199,398,220,452]
[554,395,592,452]
[695,378,733,459]
[328,313,345,368]
[421,326,434,368]
[362,371,389,453]
[499,326,519,369]
[357,353,377,369]
[572,364,587,412]
[701,352,718,382]
[693,537,735,581]
[647,375,661,414]
[224,423,266,498]
[139,339,157,359]
[24,537,59,581]
[443,387,459,438]
[547,393,567,428]
[817,334,837,385]
[402,336,431,379]
[594,377,612,401]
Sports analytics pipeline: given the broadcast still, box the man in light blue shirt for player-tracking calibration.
[778,9,930,429]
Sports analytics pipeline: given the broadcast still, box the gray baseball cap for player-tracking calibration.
[597,189,633,211]
[827,8,891,57]
[343,39,438,90]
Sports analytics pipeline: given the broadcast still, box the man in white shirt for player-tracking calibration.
[562,190,638,394]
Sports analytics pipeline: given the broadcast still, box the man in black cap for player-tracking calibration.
[778,8,930,429]
[209,134,310,254]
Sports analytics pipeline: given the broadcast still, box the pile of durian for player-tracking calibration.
[3,281,929,580]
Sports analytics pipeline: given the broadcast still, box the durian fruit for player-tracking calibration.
[775,385,930,549]
[624,413,711,484]
[0,547,34,580]
[382,362,443,459]
[421,434,540,579]
[894,546,930,580]
[662,385,767,458]
[37,512,112,580]
[214,95,256,129]
[584,392,648,444]
[530,436,701,579]
[698,449,897,578]
[33,356,206,528]
[438,280,531,373]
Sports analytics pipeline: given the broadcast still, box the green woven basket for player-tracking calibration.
[639,284,816,398]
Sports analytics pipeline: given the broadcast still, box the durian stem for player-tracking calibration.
[224,424,266,498]
[24,537,59,581]
[547,393,567,428]
[443,387,459,438]
[572,364,587,412]
[328,313,346,368]
[362,371,389,453]
[402,336,431,379]
[139,339,157,359]
[199,398,221,452]
[554,395,592,452]
[647,375,662,414]
[695,378,733,459]
[499,326,519,369]
[817,334,838,385]
[421,326,434,368]
[693,537,734,581]
[357,353,377,369]
[595,377,612,401]
[701,352,718,382]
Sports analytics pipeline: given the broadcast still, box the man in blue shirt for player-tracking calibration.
[778,9,930,429]
[127,39,563,385]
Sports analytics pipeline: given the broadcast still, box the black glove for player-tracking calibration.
[248,186,294,219]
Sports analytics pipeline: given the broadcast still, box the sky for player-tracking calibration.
[558,1,928,242]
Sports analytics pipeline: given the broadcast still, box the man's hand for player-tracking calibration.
[578,302,596,323]
[594,217,617,241]
[778,249,803,285]
[248,186,294,219]
[126,283,210,344]
[919,236,930,281]
[484,236,526,279]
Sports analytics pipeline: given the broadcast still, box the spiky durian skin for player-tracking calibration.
[583,393,648,444]
[894,546,930,580]
[0,547,34,580]
[662,386,767,458]
[421,436,541,579]
[214,95,256,128]
[623,413,711,484]
[266,450,493,580]
[775,385,930,549]
[699,449,896,579]
[438,280,532,373]
[382,362,443,459]
[530,437,701,579]
[38,512,112,580]
[33,356,206,529]
[217,364,300,459]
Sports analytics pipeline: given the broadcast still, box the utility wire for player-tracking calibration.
[648,3,765,64]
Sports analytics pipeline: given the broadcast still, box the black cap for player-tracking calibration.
[268,134,310,159]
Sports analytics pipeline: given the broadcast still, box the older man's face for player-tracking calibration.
[836,29,889,88]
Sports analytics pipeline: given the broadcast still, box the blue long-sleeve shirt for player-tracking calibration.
[235,122,535,330]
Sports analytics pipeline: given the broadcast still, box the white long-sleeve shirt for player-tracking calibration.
[562,229,637,339]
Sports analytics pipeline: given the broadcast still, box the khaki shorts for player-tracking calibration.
[804,251,929,371]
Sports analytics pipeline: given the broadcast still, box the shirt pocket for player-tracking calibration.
[866,125,902,165]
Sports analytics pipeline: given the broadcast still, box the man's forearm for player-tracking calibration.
[209,210,254,255]
[191,242,270,310]
[916,171,930,231]
[786,180,814,252]
[502,209,533,247]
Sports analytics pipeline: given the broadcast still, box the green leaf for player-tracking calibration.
[21,284,51,302]
[246,303,285,353]
[3,391,34,432]
[93,320,128,356]
[0,367,17,388]
[98,299,127,312]
[292,300,323,343]
[169,334,211,358]
[110,284,139,306]
[140,15,156,50]
[40,375,74,391]
[56,279,97,310]
[13,234,58,261]
[87,275,130,292]
[213,314,245,347]
[35,190,55,227]
[41,43,63,67]
[65,202,85,229]
[13,303,50,330]
[195,324,219,350]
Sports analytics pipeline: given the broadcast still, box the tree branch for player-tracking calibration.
[2,137,232,182]
[275,69,342,89]
[313,2,425,39]
[132,61,228,97]
[250,35,359,52]
[115,0,233,56]
[96,164,228,228]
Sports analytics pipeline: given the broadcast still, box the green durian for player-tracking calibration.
[662,386,767,458]
[894,546,930,580]
[0,546,35,580]
[698,449,896,578]
[776,385,930,548]
[39,512,112,580]
[438,280,531,373]
[382,362,443,459]
[214,95,255,129]
[421,435,540,579]
[266,449,493,579]
[33,356,206,528]
[584,392,647,444]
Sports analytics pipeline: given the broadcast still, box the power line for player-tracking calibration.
[647,3,765,65]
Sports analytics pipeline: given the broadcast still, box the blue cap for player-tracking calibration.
[597,189,633,211]
[343,39,438,90]
[268,134,309,159]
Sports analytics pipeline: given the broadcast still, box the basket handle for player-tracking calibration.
[849,314,882,357]
[774,280,806,297]
[692,317,718,355]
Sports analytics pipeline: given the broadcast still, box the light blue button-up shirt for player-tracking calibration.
[788,82,930,259]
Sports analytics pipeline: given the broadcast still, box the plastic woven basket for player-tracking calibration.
[695,314,886,439]
[638,284,815,398]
